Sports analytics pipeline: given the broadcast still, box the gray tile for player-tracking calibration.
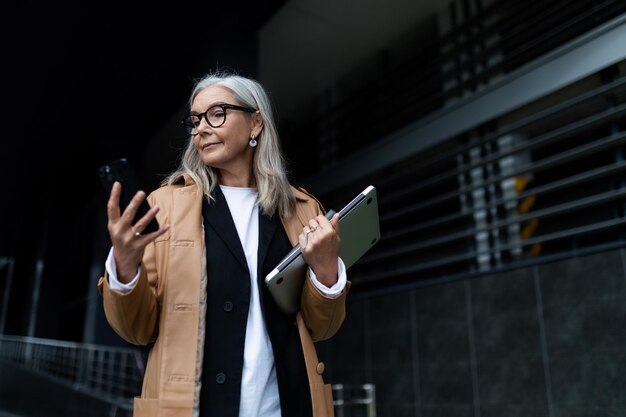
[414,281,468,322]
[473,310,542,361]
[341,299,367,337]
[329,250,626,416]
[326,300,368,383]
[375,403,416,417]
[479,404,551,417]
[470,268,543,361]
[470,268,536,316]
[543,299,626,355]
[370,327,412,368]
[331,364,369,386]
[419,404,474,417]
[550,405,626,417]
[419,361,474,404]
[538,249,626,307]
[371,367,415,410]
[417,321,470,364]
[369,291,412,334]
[476,354,548,407]
[550,350,626,408]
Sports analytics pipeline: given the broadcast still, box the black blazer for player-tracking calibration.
[199,186,312,417]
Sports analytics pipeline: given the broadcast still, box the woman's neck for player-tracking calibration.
[218,169,255,188]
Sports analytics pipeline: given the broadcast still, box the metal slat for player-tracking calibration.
[364,188,626,264]
[382,103,626,206]
[356,218,626,282]
[377,76,626,196]
[381,160,626,241]
[308,4,626,291]
[305,14,626,193]
[381,130,626,222]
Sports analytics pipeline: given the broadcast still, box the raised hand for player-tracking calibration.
[106,181,169,283]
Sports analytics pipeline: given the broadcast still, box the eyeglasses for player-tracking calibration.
[181,103,256,134]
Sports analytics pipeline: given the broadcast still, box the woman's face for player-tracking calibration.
[191,85,261,174]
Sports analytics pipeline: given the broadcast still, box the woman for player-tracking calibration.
[97,71,349,417]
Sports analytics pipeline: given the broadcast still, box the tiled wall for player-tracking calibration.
[318,248,626,417]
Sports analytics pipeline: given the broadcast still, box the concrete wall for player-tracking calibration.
[318,247,626,416]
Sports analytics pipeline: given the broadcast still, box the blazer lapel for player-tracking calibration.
[203,186,248,272]
[257,211,279,278]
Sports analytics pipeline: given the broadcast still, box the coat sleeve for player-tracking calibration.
[300,277,350,342]
[294,186,351,341]
[96,192,165,346]
[97,240,160,345]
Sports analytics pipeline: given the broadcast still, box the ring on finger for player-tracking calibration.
[128,203,137,211]
[132,227,141,237]
[302,229,313,248]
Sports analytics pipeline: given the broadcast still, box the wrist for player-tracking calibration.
[116,263,139,284]
[313,267,339,287]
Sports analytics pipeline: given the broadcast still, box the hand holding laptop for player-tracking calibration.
[299,210,340,288]
[266,186,380,315]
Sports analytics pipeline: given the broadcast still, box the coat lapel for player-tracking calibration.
[203,186,248,272]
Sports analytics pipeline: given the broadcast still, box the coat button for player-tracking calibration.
[223,301,233,312]
[316,362,325,375]
[216,372,226,384]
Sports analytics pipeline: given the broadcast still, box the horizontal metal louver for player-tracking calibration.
[321,64,626,290]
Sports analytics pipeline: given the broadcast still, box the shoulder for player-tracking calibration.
[290,185,325,215]
[280,185,325,237]
[147,175,197,205]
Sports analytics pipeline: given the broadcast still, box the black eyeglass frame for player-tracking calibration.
[181,103,257,133]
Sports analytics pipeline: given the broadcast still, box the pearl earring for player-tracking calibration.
[249,134,257,148]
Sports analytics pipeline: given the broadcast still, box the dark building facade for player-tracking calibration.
[1,1,625,416]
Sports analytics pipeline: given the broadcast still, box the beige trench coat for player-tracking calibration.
[98,175,348,417]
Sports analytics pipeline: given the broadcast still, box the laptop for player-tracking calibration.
[265,185,380,315]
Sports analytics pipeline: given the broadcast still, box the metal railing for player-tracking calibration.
[0,335,143,410]
[0,334,375,416]
[0,258,14,335]
[333,383,376,417]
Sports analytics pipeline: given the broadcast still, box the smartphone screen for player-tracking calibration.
[97,158,160,234]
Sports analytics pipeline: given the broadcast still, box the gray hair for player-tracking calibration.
[163,70,295,218]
